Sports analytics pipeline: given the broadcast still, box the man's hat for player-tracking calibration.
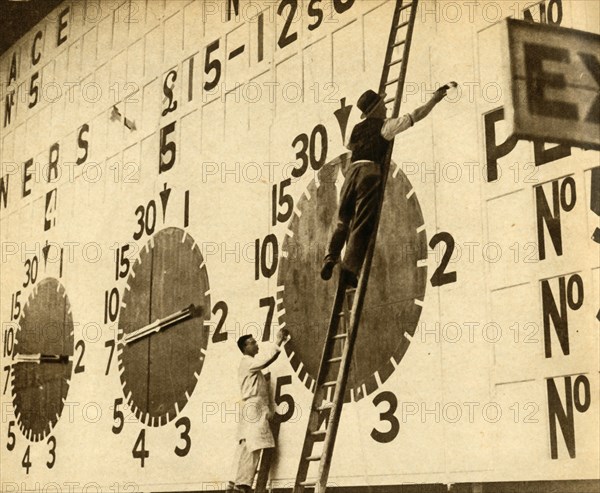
[357,89,384,119]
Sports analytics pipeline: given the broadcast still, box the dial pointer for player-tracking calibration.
[124,303,203,345]
[13,354,70,364]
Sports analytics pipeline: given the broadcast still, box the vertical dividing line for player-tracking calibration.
[188,56,194,102]
[258,12,264,63]
[184,190,190,227]
[63,283,69,377]
[426,42,449,485]
[127,0,132,39]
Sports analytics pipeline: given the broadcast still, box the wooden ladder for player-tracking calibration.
[292,1,420,492]
[255,2,420,492]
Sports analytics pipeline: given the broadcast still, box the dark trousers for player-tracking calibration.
[324,160,382,277]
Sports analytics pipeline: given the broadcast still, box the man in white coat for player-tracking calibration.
[230,329,289,492]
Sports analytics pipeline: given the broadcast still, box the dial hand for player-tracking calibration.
[124,303,203,345]
[13,354,70,364]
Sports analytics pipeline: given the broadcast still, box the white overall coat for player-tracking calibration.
[236,346,280,452]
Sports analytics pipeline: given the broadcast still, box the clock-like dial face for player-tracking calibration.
[117,227,210,427]
[278,155,427,402]
[12,277,74,442]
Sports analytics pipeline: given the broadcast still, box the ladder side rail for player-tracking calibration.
[318,1,420,487]
[391,3,419,118]
[378,0,406,96]
[314,280,349,389]
[292,280,347,492]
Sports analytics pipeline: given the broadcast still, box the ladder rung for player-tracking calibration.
[322,380,337,387]
[316,401,333,411]
[300,481,317,487]
[385,77,399,86]
[387,58,402,67]
[306,454,321,461]
[328,356,342,363]
[397,20,410,29]
[311,430,327,438]
[400,2,414,11]
[384,97,395,104]
[393,39,406,48]
[332,333,347,340]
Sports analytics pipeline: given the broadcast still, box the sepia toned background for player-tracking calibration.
[1,0,598,491]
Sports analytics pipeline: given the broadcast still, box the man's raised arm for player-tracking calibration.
[382,82,456,140]
[248,329,290,372]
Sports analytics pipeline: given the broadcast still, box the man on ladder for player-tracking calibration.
[321,84,455,288]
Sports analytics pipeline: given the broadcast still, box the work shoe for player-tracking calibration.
[320,259,336,280]
[342,269,358,288]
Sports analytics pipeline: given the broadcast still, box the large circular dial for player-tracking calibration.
[12,277,74,442]
[117,227,210,427]
[278,155,428,402]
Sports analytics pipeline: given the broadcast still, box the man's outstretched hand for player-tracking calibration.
[275,328,290,346]
[433,81,458,101]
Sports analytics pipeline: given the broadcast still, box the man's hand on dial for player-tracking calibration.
[275,328,290,347]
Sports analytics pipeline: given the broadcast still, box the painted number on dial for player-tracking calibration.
[260,297,276,342]
[255,234,279,280]
[10,291,21,320]
[133,200,158,240]
[115,244,132,280]
[429,232,457,287]
[274,375,295,423]
[23,257,39,288]
[291,124,328,178]
[46,436,57,469]
[371,391,400,443]
[132,429,149,467]
[272,178,294,226]
[104,287,120,324]
[7,420,16,450]
[174,417,192,457]
[211,301,229,343]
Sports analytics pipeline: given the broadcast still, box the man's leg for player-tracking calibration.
[342,164,382,280]
[323,221,348,265]
[235,439,261,490]
[227,439,244,491]
[321,166,358,280]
